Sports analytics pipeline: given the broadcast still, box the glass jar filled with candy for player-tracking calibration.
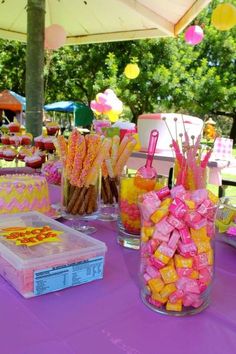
[137,115,222,315]
[118,172,164,250]
[139,185,218,315]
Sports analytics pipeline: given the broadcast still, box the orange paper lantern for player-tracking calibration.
[211,3,236,31]
[124,63,140,79]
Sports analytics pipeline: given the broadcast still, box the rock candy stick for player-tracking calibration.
[114,138,137,177]
[85,137,112,187]
[111,135,120,167]
[65,129,79,180]
[70,134,86,186]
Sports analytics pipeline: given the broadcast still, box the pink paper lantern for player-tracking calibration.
[45,24,66,50]
[184,25,204,45]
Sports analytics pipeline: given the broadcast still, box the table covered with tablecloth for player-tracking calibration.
[0,185,236,354]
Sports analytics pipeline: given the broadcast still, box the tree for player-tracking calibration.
[0,0,235,141]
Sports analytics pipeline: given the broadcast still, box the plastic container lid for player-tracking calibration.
[0,211,107,270]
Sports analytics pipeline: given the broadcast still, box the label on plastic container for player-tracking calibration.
[34,256,104,296]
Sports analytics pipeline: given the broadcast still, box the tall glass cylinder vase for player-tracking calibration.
[118,172,163,250]
[138,187,218,316]
[99,175,119,221]
[61,170,100,234]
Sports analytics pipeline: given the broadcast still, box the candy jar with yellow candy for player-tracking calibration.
[118,173,164,249]
[118,130,162,250]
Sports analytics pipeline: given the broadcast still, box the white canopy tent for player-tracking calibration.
[0,0,211,44]
[0,0,212,137]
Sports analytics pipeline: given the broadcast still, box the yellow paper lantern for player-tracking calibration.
[124,63,140,79]
[211,3,236,31]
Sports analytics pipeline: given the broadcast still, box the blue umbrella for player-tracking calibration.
[44,101,75,113]
[9,90,26,111]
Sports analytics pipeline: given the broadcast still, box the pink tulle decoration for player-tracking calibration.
[184,25,204,46]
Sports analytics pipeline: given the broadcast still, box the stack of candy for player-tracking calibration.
[41,160,62,185]
[138,185,218,314]
[101,133,137,206]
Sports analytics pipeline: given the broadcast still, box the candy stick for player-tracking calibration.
[70,134,86,186]
[101,161,108,178]
[163,117,174,140]
[105,158,119,202]
[67,134,101,214]
[65,129,79,180]
[85,137,112,187]
[181,114,190,148]
[114,138,137,176]
[117,134,130,159]
[111,135,120,167]
[200,148,212,168]
[163,117,182,164]
[179,133,183,154]
[105,158,115,179]
[174,117,178,142]
[78,134,102,187]
[56,135,68,168]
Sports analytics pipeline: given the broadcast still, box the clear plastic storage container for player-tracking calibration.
[0,211,107,298]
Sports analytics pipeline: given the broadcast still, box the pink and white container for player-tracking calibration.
[0,211,107,298]
[137,113,203,153]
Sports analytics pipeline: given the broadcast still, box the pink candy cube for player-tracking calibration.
[168,230,181,249]
[169,198,188,218]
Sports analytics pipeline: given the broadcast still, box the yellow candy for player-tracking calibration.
[160,283,176,298]
[151,209,167,223]
[143,226,154,238]
[154,250,170,265]
[195,239,211,253]
[161,197,172,207]
[207,190,219,205]
[190,226,207,240]
[166,300,182,312]
[152,292,168,304]
[141,233,149,243]
[148,278,165,293]
[160,266,178,284]
[190,270,199,280]
[167,258,175,267]
[185,200,195,210]
[174,255,193,268]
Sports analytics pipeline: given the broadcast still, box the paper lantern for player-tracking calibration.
[211,3,236,31]
[124,63,140,79]
[184,25,204,45]
[45,24,66,50]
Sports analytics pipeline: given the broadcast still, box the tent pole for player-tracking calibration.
[25,0,45,137]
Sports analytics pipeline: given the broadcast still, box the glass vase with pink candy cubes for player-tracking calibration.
[138,116,219,315]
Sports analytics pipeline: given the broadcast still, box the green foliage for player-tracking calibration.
[0,0,235,140]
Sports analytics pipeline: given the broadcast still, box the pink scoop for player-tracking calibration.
[136,129,159,179]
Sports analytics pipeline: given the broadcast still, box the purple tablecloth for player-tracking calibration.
[0,185,236,354]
